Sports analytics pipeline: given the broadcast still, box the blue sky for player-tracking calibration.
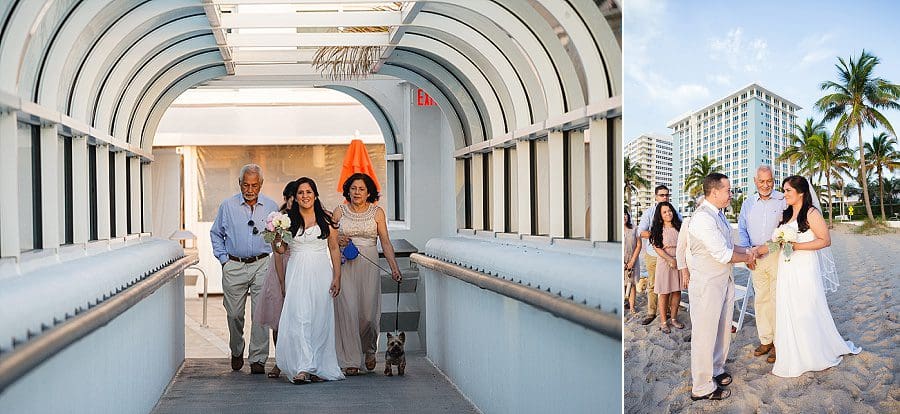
[624,0,900,157]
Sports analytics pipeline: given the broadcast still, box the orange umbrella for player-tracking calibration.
[337,139,381,194]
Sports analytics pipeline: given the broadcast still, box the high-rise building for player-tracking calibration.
[624,133,673,217]
[668,83,800,211]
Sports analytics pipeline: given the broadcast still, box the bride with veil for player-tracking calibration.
[756,175,861,378]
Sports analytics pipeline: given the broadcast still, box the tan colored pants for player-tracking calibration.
[222,259,270,364]
[689,274,735,396]
[750,252,779,345]
[644,254,658,315]
[334,245,381,369]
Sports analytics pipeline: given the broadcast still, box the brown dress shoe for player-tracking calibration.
[766,347,776,363]
[753,343,774,357]
[231,356,244,371]
[250,362,266,374]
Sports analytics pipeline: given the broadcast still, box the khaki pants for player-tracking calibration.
[689,275,735,396]
[222,259,270,364]
[644,254,658,315]
[750,252,779,345]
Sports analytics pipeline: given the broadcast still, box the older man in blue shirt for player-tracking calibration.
[737,165,786,363]
[211,164,279,374]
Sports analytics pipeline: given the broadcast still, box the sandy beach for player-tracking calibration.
[624,224,900,413]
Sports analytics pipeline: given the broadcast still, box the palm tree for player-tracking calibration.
[624,155,650,213]
[729,193,746,219]
[811,132,853,225]
[683,155,722,198]
[779,117,828,181]
[779,121,853,225]
[816,50,900,222]
[864,132,900,218]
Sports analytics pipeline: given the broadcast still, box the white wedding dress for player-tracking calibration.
[276,225,345,381]
[772,221,861,378]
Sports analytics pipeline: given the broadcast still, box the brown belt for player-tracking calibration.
[228,253,269,264]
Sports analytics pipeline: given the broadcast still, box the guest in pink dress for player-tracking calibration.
[253,179,299,378]
[650,201,684,334]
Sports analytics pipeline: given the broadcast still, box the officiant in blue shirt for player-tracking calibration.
[737,165,786,363]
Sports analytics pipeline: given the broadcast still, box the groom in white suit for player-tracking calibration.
[685,173,757,401]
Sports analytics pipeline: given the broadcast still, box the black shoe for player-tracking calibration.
[250,362,265,374]
[690,386,731,401]
[640,314,657,325]
[231,356,244,371]
[714,372,733,386]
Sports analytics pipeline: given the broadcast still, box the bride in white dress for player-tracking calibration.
[272,177,345,384]
[757,175,860,378]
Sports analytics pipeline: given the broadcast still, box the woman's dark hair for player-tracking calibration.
[280,180,300,212]
[624,209,633,229]
[288,177,338,239]
[779,175,816,233]
[342,173,380,203]
[650,201,682,248]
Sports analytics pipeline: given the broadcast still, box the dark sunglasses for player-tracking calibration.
[248,220,259,235]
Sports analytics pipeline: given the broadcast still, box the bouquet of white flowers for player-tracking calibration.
[261,212,291,243]
[767,224,798,261]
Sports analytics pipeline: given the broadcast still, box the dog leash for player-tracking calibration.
[362,253,400,332]
[348,248,402,332]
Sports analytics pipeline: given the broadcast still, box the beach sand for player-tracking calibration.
[624,224,900,413]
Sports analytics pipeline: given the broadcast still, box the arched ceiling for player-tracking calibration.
[0,0,620,159]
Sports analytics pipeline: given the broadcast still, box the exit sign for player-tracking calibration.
[416,89,436,106]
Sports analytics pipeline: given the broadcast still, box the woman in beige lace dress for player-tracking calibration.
[332,173,402,376]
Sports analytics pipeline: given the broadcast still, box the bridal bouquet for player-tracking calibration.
[767,225,798,261]
[261,212,291,243]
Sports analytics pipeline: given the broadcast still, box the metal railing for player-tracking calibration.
[410,253,621,339]
[0,254,197,393]
[187,265,209,327]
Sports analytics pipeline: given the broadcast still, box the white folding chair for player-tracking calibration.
[732,267,755,331]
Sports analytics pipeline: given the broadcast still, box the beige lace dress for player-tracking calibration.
[333,203,382,370]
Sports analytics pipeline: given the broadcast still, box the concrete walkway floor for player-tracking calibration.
[151,354,478,414]
[155,297,477,413]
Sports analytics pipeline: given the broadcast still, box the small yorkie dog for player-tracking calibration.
[384,332,406,376]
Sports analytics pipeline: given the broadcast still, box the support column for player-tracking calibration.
[40,125,60,249]
[568,130,587,238]
[129,157,141,233]
[589,118,608,242]
[114,151,127,237]
[547,130,565,238]
[613,117,623,242]
[142,162,153,234]
[516,139,531,235]
[535,139,550,235]
[96,144,111,240]
[71,136,89,244]
[491,147,506,233]
[470,153,484,230]
[455,158,467,229]
[0,110,20,256]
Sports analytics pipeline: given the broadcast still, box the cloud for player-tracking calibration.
[707,74,732,86]
[625,0,710,115]
[796,33,836,67]
[629,65,710,108]
[708,27,770,72]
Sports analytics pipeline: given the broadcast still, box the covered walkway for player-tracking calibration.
[0,1,621,413]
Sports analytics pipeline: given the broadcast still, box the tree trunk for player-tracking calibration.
[858,124,876,221]
[826,172,833,227]
[878,169,886,220]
